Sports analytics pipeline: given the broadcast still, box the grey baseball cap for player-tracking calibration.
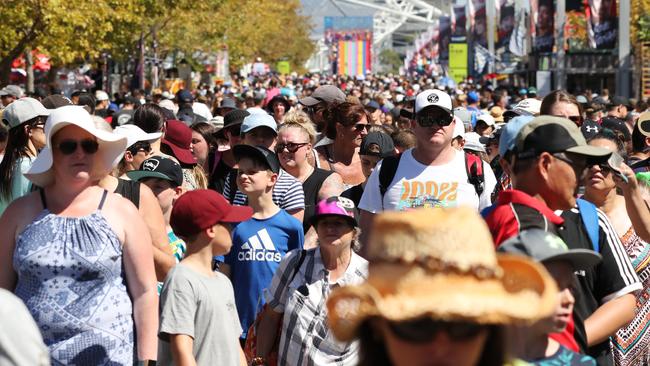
[498,229,602,271]
[241,112,277,135]
[299,85,346,106]
[0,85,23,98]
[2,97,50,128]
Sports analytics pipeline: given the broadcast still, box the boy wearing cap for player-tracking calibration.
[220,145,304,343]
[127,156,187,272]
[499,230,600,365]
[342,131,395,208]
[223,112,306,222]
[158,189,252,366]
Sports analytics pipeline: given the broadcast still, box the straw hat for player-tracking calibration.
[326,207,558,342]
[25,105,127,187]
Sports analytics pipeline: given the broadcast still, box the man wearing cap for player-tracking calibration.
[364,100,382,125]
[466,90,481,127]
[298,85,346,135]
[629,111,650,172]
[359,89,497,241]
[211,109,250,193]
[503,98,542,122]
[605,96,629,120]
[0,98,49,214]
[113,96,138,126]
[95,90,110,118]
[222,112,305,222]
[0,85,23,107]
[482,116,640,365]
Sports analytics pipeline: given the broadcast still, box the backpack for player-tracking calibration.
[378,152,485,209]
[576,198,600,252]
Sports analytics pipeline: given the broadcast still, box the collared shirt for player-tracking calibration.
[482,189,564,246]
[264,248,368,366]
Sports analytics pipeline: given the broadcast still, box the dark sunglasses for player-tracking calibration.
[352,123,370,133]
[590,163,612,174]
[275,142,308,153]
[416,112,454,127]
[553,114,582,125]
[128,141,152,154]
[57,139,99,155]
[388,319,484,343]
[553,152,589,179]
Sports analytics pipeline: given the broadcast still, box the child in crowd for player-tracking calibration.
[499,229,601,365]
[127,156,187,267]
[158,189,252,365]
[220,145,304,344]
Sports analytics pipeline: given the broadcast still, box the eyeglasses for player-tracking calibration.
[416,111,454,127]
[553,152,588,179]
[353,123,370,133]
[306,104,325,116]
[387,319,484,343]
[128,141,152,155]
[57,139,99,155]
[590,163,612,175]
[553,114,583,125]
[275,142,308,153]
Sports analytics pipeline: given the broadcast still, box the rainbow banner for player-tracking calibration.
[337,40,370,76]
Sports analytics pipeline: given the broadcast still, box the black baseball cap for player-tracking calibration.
[126,156,183,187]
[498,229,602,271]
[360,131,395,158]
[223,109,250,129]
[515,116,611,161]
[234,145,280,173]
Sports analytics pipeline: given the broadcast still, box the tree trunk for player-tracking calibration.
[25,50,34,94]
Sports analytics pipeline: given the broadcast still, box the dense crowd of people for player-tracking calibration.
[0,73,650,366]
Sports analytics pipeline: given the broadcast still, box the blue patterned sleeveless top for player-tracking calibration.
[13,189,135,365]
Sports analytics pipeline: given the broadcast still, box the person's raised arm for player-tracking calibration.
[170,334,196,366]
[120,200,159,361]
[616,163,650,242]
[138,183,175,280]
[359,209,375,257]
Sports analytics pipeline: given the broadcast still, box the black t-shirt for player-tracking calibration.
[209,156,234,194]
[558,208,640,365]
[114,178,141,208]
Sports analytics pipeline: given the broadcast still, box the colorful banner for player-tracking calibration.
[470,0,488,48]
[497,1,515,50]
[449,43,468,83]
[509,0,528,56]
[533,0,554,53]
[324,16,373,76]
[451,0,468,42]
[587,0,617,49]
[565,0,590,51]
[439,16,452,62]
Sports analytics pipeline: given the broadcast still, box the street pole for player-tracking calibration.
[555,0,566,90]
[138,31,145,91]
[617,0,631,97]
[486,0,496,88]
[152,28,159,90]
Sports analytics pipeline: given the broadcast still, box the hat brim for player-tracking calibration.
[161,139,197,165]
[220,205,254,223]
[299,96,320,106]
[126,170,178,185]
[25,121,127,187]
[416,105,453,116]
[542,250,602,271]
[326,254,557,342]
[566,145,612,161]
[311,213,358,229]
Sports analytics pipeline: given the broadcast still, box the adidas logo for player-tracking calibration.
[238,229,282,262]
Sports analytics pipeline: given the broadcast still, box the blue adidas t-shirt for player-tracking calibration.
[223,209,304,338]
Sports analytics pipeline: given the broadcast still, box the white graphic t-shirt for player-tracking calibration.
[359,148,496,212]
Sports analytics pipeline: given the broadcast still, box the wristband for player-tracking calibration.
[136,360,157,366]
[251,356,267,366]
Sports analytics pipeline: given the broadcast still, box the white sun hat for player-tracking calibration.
[25,105,127,187]
[113,124,162,149]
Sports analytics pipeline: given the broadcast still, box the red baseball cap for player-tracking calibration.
[162,120,197,165]
[170,189,253,238]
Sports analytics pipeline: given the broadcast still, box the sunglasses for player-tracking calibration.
[352,123,370,133]
[128,141,152,154]
[553,114,582,125]
[276,142,308,153]
[388,319,484,343]
[57,139,99,155]
[226,125,241,136]
[590,163,612,174]
[553,152,589,179]
[416,112,454,127]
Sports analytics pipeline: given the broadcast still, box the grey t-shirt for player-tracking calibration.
[157,264,242,366]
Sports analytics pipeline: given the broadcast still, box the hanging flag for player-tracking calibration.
[439,16,452,62]
[532,0,554,52]
[509,1,528,56]
[470,0,488,48]
[451,0,468,42]
[587,0,617,49]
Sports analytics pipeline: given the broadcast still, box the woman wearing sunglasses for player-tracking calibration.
[276,113,344,247]
[0,106,158,364]
[327,207,558,366]
[582,130,650,366]
[0,98,48,215]
[315,102,369,189]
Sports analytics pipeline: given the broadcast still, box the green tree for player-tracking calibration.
[379,49,403,74]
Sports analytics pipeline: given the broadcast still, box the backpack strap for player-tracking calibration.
[378,154,402,209]
[464,152,485,197]
[576,198,600,252]
[289,250,307,283]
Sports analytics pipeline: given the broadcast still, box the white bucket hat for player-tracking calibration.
[25,105,127,187]
[113,124,162,149]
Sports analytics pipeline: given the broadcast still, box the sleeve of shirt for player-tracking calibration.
[479,161,497,210]
[289,217,305,251]
[159,272,198,338]
[594,209,642,303]
[280,175,305,211]
[358,160,384,213]
[263,249,303,312]
[222,171,232,199]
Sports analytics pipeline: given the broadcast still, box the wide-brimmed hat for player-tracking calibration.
[266,95,291,114]
[25,105,127,187]
[326,207,558,342]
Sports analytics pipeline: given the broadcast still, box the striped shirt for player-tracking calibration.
[223,169,305,212]
[264,248,368,366]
